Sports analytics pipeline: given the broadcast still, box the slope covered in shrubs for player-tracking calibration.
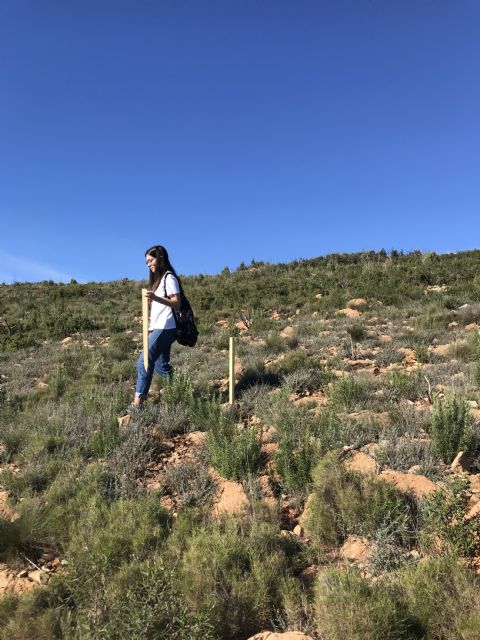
[1,248,480,639]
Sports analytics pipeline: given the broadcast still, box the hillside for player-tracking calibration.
[1,249,480,639]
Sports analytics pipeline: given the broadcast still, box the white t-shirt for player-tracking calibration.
[149,273,181,330]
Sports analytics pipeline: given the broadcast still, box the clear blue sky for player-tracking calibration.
[1,0,479,283]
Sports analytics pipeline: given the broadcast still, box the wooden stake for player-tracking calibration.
[142,288,149,371]
[229,336,236,404]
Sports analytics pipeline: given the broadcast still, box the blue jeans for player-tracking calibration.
[135,328,177,399]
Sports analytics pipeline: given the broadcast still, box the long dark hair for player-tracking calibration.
[145,245,182,292]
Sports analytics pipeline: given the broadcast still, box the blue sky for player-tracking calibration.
[1,0,479,283]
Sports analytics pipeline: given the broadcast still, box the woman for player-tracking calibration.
[132,245,181,407]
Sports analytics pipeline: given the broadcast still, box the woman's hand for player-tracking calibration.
[145,290,180,309]
[145,290,160,303]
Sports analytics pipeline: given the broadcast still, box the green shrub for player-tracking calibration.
[263,330,285,354]
[414,304,453,330]
[0,579,68,640]
[386,369,426,403]
[274,408,343,493]
[207,417,261,481]
[376,438,441,480]
[327,375,372,411]
[303,453,416,548]
[282,367,332,395]
[420,475,477,557]
[162,372,195,409]
[471,360,480,387]
[400,556,480,639]
[179,518,292,639]
[430,394,473,463]
[313,567,421,640]
[448,332,480,362]
[414,343,430,364]
[74,560,216,640]
[269,350,313,376]
[212,329,230,351]
[163,461,216,509]
[275,433,322,494]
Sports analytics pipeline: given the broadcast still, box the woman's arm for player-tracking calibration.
[146,290,181,310]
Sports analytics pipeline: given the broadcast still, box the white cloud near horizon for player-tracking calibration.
[0,249,73,283]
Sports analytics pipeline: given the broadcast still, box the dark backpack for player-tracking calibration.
[163,272,198,347]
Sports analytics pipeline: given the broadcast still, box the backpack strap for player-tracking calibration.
[162,271,183,297]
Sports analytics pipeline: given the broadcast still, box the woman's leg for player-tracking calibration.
[134,330,162,403]
[134,329,176,403]
[153,329,177,381]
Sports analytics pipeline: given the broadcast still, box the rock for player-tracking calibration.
[348,359,375,368]
[213,480,248,518]
[0,490,15,521]
[247,633,314,640]
[465,323,478,331]
[117,415,131,429]
[344,451,377,475]
[298,565,322,589]
[448,321,459,330]
[315,293,323,299]
[0,565,37,596]
[60,336,73,345]
[261,442,279,457]
[28,569,49,585]
[399,347,416,365]
[280,325,295,339]
[234,359,245,376]
[339,535,373,563]
[336,308,361,318]
[468,400,479,409]
[469,475,480,494]
[234,320,248,332]
[465,501,480,521]
[380,469,438,499]
[299,492,316,530]
[407,465,422,475]
[430,344,450,357]
[379,334,393,343]
[425,285,447,293]
[260,426,278,444]
[451,451,470,473]
[347,298,367,308]
[186,431,206,447]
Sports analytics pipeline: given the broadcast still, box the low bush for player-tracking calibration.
[376,437,441,479]
[303,453,416,548]
[207,416,261,481]
[313,567,421,640]
[275,408,345,493]
[400,556,480,639]
[385,369,426,403]
[448,331,480,362]
[327,375,372,411]
[74,559,216,640]
[163,461,216,509]
[178,518,293,639]
[282,367,332,395]
[269,350,314,376]
[420,475,477,557]
[430,394,473,463]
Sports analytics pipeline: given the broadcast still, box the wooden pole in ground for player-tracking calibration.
[142,288,149,371]
[229,336,236,404]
